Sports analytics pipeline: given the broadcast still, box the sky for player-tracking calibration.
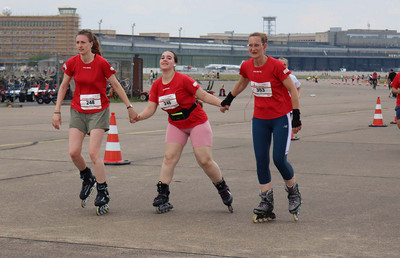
[3,0,400,37]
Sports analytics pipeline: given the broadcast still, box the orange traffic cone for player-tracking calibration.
[104,112,131,165]
[291,130,299,141]
[369,97,387,127]
[390,116,397,124]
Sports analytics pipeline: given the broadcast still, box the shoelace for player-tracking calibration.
[258,198,272,209]
[288,194,299,205]
[97,190,109,199]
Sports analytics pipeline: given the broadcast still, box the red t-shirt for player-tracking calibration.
[239,56,292,119]
[391,73,400,107]
[149,72,208,129]
[62,54,116,113]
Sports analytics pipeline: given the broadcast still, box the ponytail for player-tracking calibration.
[91,35,102,56]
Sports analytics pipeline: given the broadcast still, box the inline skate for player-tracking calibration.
[285,182,302,221]
[213,178,233,213]
[79,167,97,208]
[153,181,173,213]
[252,189,275,223]
[95,183,110,216]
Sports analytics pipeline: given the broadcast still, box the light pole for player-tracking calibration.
[179,27,182,52]
[131,23,135,49]
[98,19,103,41]
[230,30,234,52]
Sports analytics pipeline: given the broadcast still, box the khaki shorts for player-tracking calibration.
[69,107,110,134]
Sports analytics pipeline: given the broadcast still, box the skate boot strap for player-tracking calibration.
[97,183,108,191]
[154,193,168,200]
[156,181,169,194]
[218,187,231,200]
[80,174,94,181]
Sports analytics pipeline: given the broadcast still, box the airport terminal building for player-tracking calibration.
[97,28,400,74]
[0,7,79,65]
[1,7,400,72]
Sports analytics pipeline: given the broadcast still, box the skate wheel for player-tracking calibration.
[156,207,165,214]
[81,199,86,208]
[156,203,173,214]
[96,204,110,216]
[252,214,259,223]
[293,213,299,222]
[228,205,233,213]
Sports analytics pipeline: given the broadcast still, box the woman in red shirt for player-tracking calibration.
[52,30,137,215]
[221,32,302,222]
[135,50,233,213]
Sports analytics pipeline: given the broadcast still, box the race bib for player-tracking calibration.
[80,94,102,110]
[159,94,179,110]
[251,81,272,97]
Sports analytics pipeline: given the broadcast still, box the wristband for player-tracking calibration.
[54,112,61,114]
[292,109,301,128]
[127,104,133,109]
[221,92,236,107]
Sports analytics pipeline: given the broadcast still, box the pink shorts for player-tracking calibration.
[165,121,213,147]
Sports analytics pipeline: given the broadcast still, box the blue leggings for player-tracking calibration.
[252,114,294,184]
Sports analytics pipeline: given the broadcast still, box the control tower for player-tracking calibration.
[263,16,276,37]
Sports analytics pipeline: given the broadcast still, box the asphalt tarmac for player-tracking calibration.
[1,79,399,257]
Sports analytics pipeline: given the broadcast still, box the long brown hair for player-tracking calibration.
[77,29,102,56]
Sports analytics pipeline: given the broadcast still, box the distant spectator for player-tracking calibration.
[372,71,378,90]
[219,84,226,96]
[388,69,397,98]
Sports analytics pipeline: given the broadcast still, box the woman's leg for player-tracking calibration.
[189,121,222,183]
[193,146,222,183]
[191,121,233,210]
[159,142,185,184]
[69,128,86,170]
[252,118,273,192]
[88,128,106,183]
[271,114,302,218]
[271,113,295,185]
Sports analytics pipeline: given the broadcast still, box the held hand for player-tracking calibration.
[292,125,302,134]
[220,92,235,113]
[220,106,230,113]
[131,114,142,123]
[220,92,235,107]
[128,108,138,123]
[52,114,62,130]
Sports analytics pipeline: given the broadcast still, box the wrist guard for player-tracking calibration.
[292,109,302,128]
[221,92,236,107]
